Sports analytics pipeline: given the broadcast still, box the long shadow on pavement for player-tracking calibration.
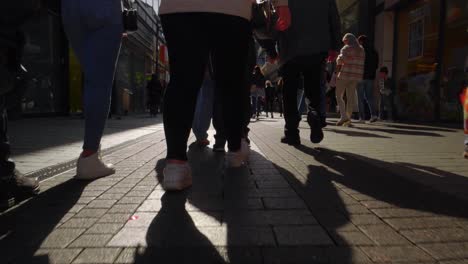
[0,178,88,263]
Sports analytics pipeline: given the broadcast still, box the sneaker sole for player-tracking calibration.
[75,169,116,181]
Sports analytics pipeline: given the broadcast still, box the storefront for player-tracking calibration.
[20,0,68,115]
[391,0,468,121]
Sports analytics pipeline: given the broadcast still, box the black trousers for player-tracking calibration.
[161,13,251,160]
[265,96,275,115]
[281,54,326,135]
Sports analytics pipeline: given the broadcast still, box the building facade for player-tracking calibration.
[336,0,468,122]
[16,0,165,117]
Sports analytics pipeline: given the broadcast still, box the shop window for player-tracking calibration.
[408,18,424,60]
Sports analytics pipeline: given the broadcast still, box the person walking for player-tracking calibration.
[265,80,276,118]
[357,35,379,123]
[378,66,395,122]
[61,0,123,180]
[272,0,342,145]
[146,74,163,117]
[251,66,266,120]
[335,33,365,126]
[276,78,284,117]
[158,0,291,191]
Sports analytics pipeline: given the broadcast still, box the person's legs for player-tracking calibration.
[357,81,366,120]
[0,97,14,178]
[161,14,210,161]
[281,59,302,140]
[302,55,325,143]
[363,80,376,118]
[345,81,358,120]
[192,78,214,142]
[379,94,385,119]
[464,91,468,157]
[384,95,394,121]
[211,14,251,153]
[335,79,348,121]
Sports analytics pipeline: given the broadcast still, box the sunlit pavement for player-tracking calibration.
[1,116,468,263]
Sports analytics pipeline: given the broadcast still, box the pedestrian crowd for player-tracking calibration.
[1,0,466,206]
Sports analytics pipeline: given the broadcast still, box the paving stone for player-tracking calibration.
[439,260,468,264]
[200,226,276,246]
[263,197,307,209]
[225,210,317,226]
[262,246,328,264]
[256,180,290,188]
[74,209,108,218]
[361,200,395,209]
[372,208,435,218]
[40,229,86,249]
[420,242,468,260]
[147,190,165,199]
[114,248,145,264]
[72,248,122,264]
[361,246,434,263]
[274,226,334,246]
[67,204,86,213]
[359,225,411,245]
[339,204,372,215]
[105,187,131,194]
[74,197,96,204]
[384,217,465,230]
[86,199,117,209]
[125,189,152,197]
[185,199,224,211]
[247,188,297,198]
[136,200,162,212]
[69,234,113,248]
[326,247,373,263]
[108,203,140,213]
[98,193,126,200]
[107,227,148,247]
[60,218,98,229]
[85,223,124,234]
[401,228,468,244]
[331,231,375,246]
[349,214,385,226]
[118,196,147,204]
[33,249,83,264]
[98,213,132,223]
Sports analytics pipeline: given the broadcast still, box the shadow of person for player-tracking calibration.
[354,126,444,137]
[294,145,468,219]
[0,178,89,263]
[324,128,392,139]
[133,191,225,263]
[134,147,225,264]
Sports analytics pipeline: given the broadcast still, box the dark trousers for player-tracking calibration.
[161,13,251,160]
[0,96,14,178]
[265,96,275,115]
[281,54,326,135]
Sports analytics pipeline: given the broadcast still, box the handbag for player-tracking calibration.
[251,1,278,40]
[122,0,138,32]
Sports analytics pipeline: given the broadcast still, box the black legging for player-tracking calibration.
[161,13,251,160]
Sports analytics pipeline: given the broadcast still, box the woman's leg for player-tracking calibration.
[345,81,358,120]
[335,79,347,120]
[192,78,214,141]
[161,14,210,160]
[211,14,251,152]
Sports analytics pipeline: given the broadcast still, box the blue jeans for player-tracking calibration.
[192,78,215,140]
[357,79,376,120]
[62,0,123,151]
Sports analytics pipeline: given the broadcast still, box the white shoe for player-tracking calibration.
[163,162,192,191]
[336,118,350,126]
[76,153,115,180]
[368,116,378,123]
[226,139,250,168]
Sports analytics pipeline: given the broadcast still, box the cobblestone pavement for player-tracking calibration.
[9,115,163,176]
[1,116,468,263]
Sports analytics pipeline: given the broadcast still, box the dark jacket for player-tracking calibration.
[362,45,379,80]
[278,0,341,65]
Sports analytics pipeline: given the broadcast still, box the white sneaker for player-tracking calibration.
[76,153,115,180]
[226,139,250,168]
[368,116,378,123]
[163,162,192,191]
[336,118,350,126]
